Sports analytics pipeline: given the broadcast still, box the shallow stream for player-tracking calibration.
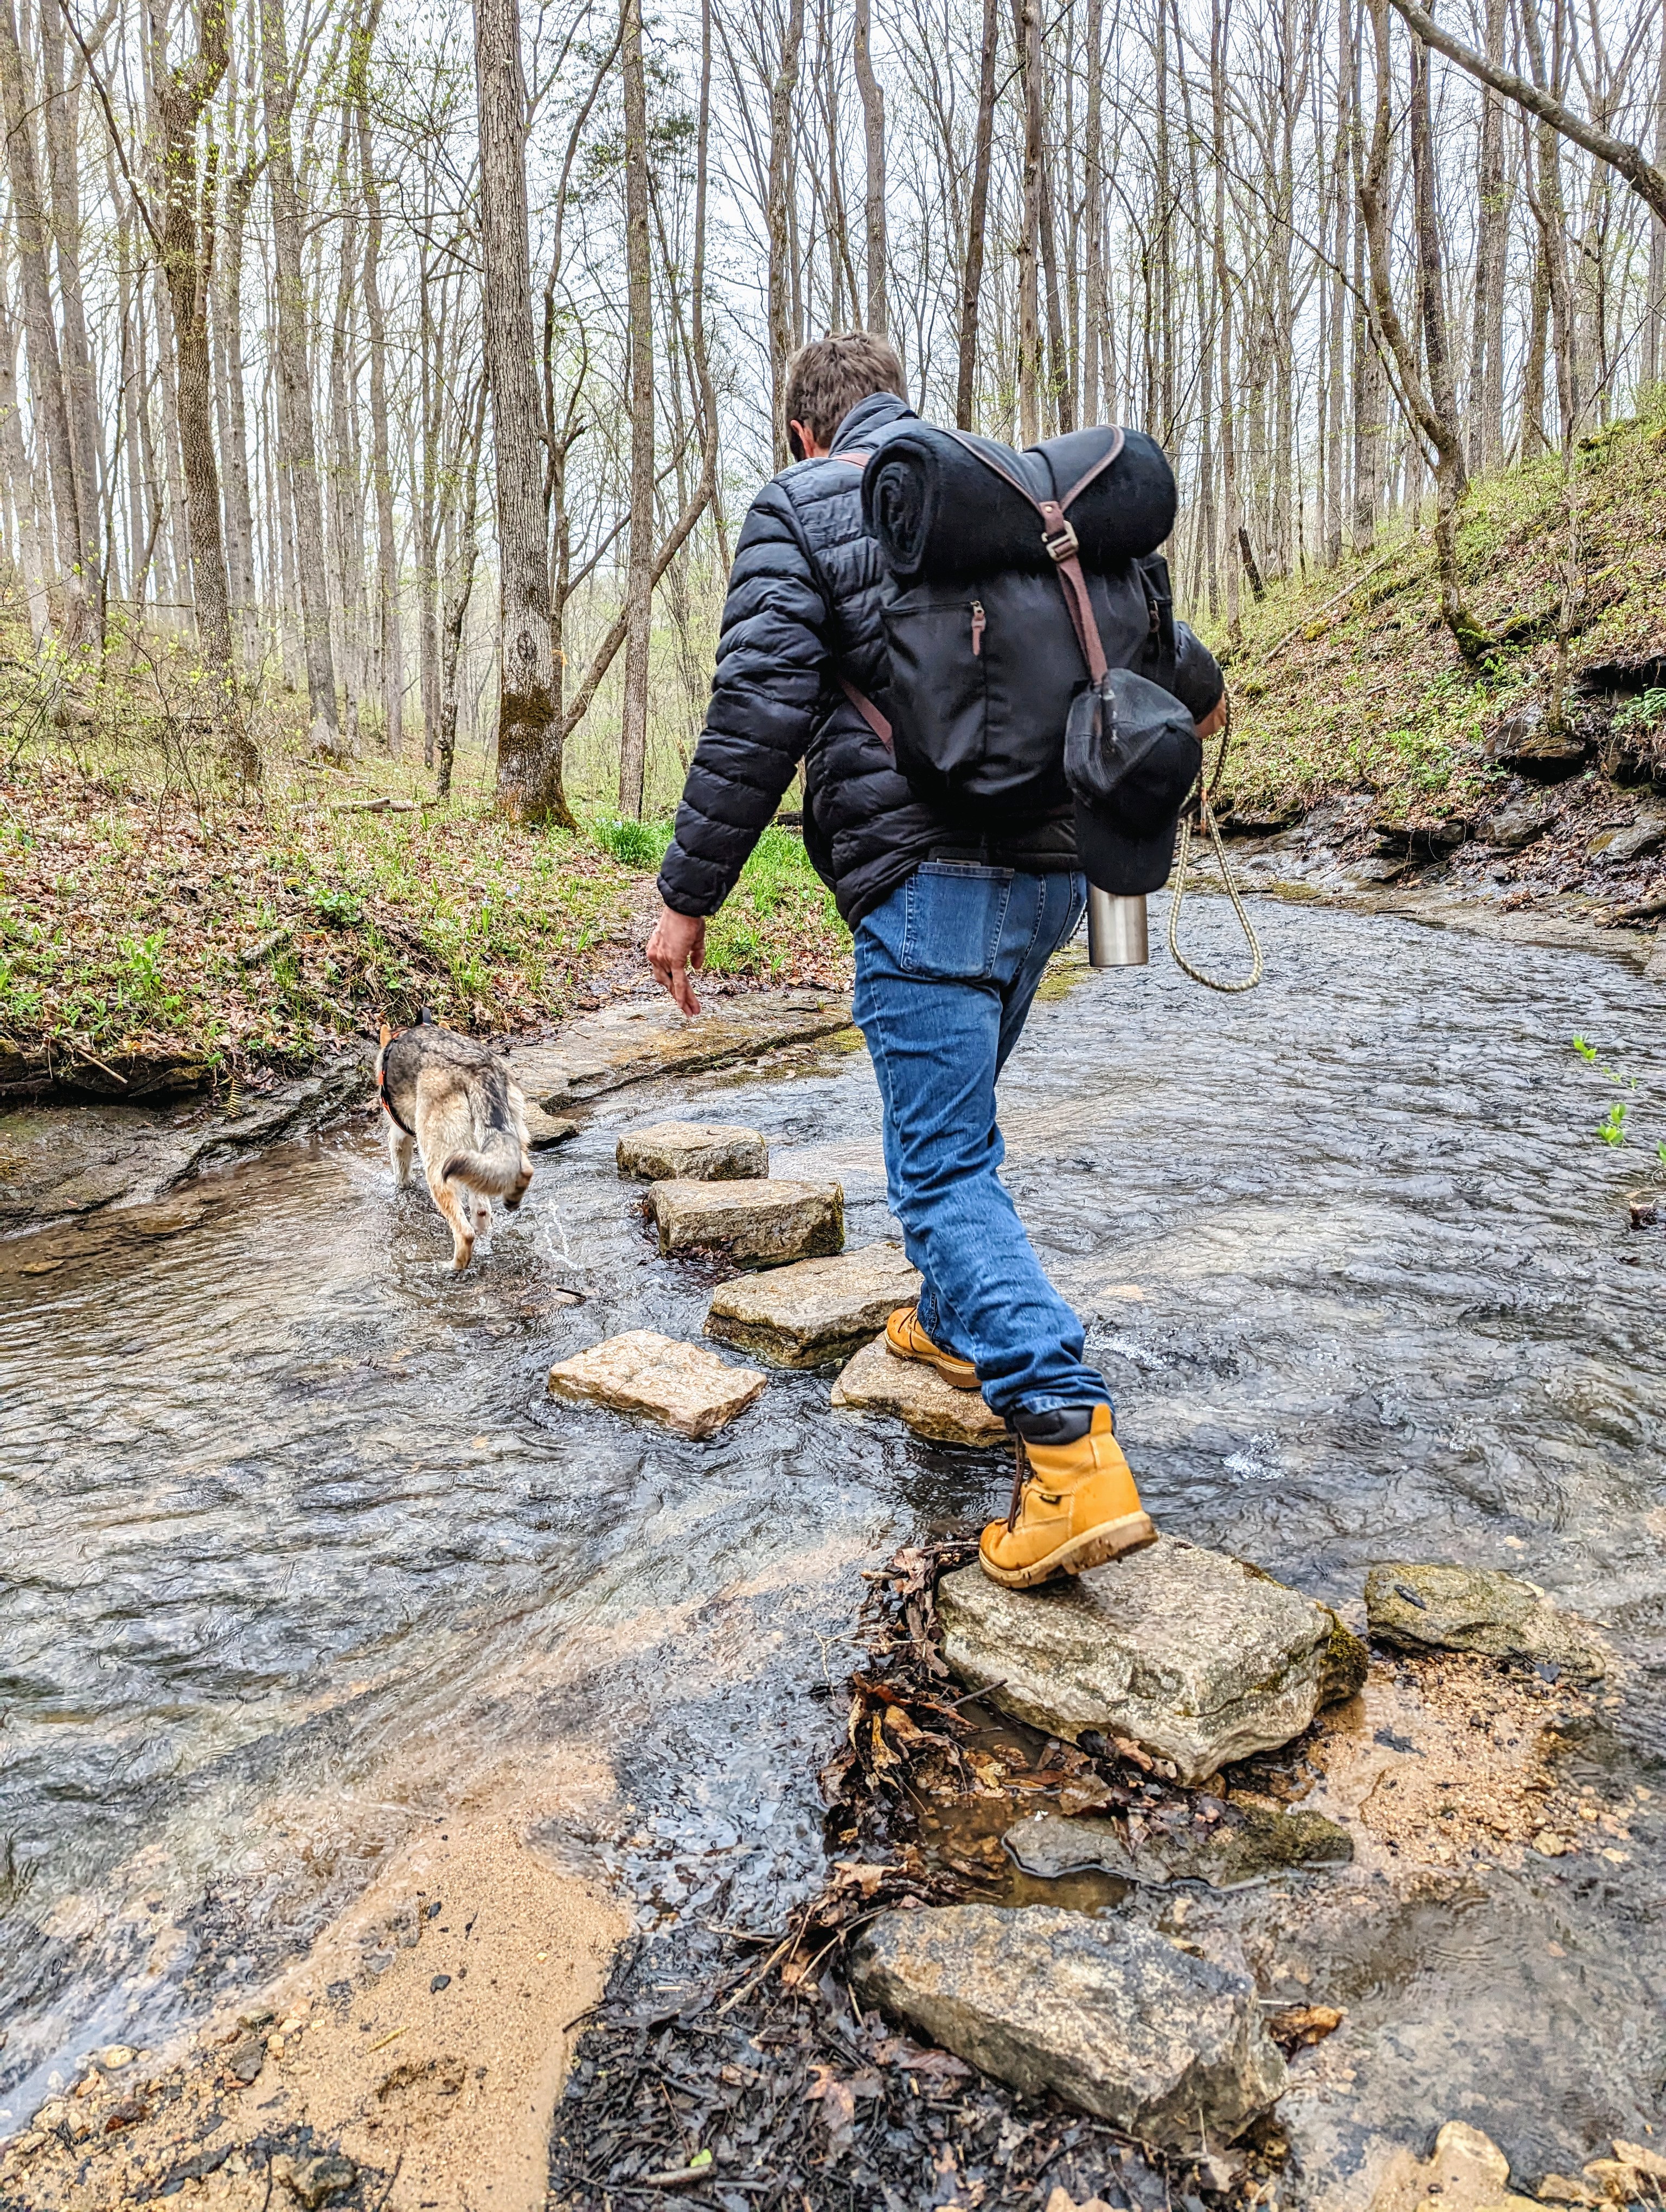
[3,898,1663,2190]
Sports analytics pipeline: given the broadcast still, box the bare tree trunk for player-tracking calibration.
[1519,0,1579,441]
[353,0,401,756]
[260,0,343,754]
[1015,0,1043,444]
[1039,85,1073,434]
[37,0,103,633]
[215,147,261,675]
[1648,22,1666,387]
[766,0,806,464]
[1360,0,1485,657]
[853,0,886,333]
[618,0,655,818]
[0,0,92,651]
[1466,0,1507,470]
[1210,0,1240,630]
[437,387,486,801]
[473,0,570,820]
[1081,0,1104,424]
[0,276,51,642]
[1409,35,1459,446]
[955,0,999,428]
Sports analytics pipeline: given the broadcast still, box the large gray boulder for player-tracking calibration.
[649,1177,843,1266]
[1364,1562,1608,1679]
[937,1538,1367,1785]
[617,1121,768,1181]
[706,1243,921,1366]
[850,1905,1286,2151]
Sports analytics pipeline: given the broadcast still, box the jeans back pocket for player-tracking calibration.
[900,864,1014,980]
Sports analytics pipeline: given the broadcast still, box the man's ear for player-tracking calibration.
[787,420,806,462]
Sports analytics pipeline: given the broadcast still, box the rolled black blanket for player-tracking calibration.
[862,422,1176,585]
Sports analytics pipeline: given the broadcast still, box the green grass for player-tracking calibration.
[706,824,848,980]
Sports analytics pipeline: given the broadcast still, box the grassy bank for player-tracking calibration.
[1214,397,1666,827]
[0,695,849,1094]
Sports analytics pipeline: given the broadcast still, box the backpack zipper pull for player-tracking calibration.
[970,600,986,657]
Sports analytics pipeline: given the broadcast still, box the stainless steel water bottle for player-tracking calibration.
[1086,888,1149,968]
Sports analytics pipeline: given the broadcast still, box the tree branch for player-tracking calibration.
[1386,0,1666,224]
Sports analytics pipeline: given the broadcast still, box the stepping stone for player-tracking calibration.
[523,1102,580,1148]
[829,1335,1005,1448]
[705,1242,921,1367]
[546,1329,766,1439]
[617,1121,768,1182]
[936,1537,1367,1785]
[1004,1802,1353,1889]
[1363,1561,1608,1679]
[649,1178,842,1267]
[850,1904,1285,2152]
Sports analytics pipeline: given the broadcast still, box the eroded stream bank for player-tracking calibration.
[1,897,1663,2209]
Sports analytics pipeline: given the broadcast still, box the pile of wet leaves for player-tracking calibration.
[548,1542,1308,2208]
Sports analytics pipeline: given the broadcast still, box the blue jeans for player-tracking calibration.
[852,864,1111,1424]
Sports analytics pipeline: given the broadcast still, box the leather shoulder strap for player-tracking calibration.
[839,674,893,750]
[939,427,1112,684]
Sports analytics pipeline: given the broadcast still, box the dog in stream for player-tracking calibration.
[376,1017,534,1270]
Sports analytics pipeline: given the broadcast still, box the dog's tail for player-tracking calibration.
[441,1124,530,1204]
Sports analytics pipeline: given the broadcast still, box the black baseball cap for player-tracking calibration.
[1064,668,1203,896]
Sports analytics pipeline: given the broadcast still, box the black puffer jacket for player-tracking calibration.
[657,391,1222,929]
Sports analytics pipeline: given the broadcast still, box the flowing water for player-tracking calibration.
[3,898,1663,2189]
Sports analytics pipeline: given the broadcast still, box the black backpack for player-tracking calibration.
[842,425,1180,825]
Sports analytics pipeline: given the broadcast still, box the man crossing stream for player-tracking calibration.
[645,332,1228,1589]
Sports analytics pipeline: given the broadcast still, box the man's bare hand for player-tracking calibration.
[1196,695,1229,742]
[646,905,707,1017]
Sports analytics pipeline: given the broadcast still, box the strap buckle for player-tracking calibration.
[1043,519,1080,563]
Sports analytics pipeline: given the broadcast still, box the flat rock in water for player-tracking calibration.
[1364,1561,1607,1679]
[1005,1803,1353,1888]
[850,1904,1286,2152]
[937,1537,1367,1785]
[650,1178,843,1266]
[705,1242,921,1366]
[523,1102,580,1148]
[547,1329,766,1439]
[617,1121,768,1181]
[829,1334,1005,1446]
[510,989,854,1109]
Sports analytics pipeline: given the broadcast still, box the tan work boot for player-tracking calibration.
[979,1406,1156,1588]
[884,1304,980,1391]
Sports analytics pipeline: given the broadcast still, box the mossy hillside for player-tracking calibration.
[1213,399,1666,826]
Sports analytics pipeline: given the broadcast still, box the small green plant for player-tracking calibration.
[1611,685,1666,737]
[1572,1033,1666,1167]
[589,813,672,870]
[311,885,366,927]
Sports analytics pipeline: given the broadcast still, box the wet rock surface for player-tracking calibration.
[1365,1562,1609,1679]
[616,1119,768,1181]
[547,1328,767,1437]
[1004,1802,1353,1887]
[850,1904,1287,2151]
[829,1334,1007,1445]
[512,987,853,1110]
[705,1241,921,1366]
[522,1101,581,1148]
[937,1538,1367,1784]
[0,1057,370,1234]
[649,1175,844,1265]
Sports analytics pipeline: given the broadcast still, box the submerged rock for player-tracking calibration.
[523,1102,581,1148]
[1364,1561,1608,1679]
[547,1329,766,1438]
[617,1121,768,1181]
[1004,1802,1353,1887]
[937,1538,1366,1785]
[706,1242,921,1366]
[829,1335,1005,1446]
[649,1177,843,1266]
[850,1904,1286,2151]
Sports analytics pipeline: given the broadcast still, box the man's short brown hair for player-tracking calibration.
[784,332,906,451]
